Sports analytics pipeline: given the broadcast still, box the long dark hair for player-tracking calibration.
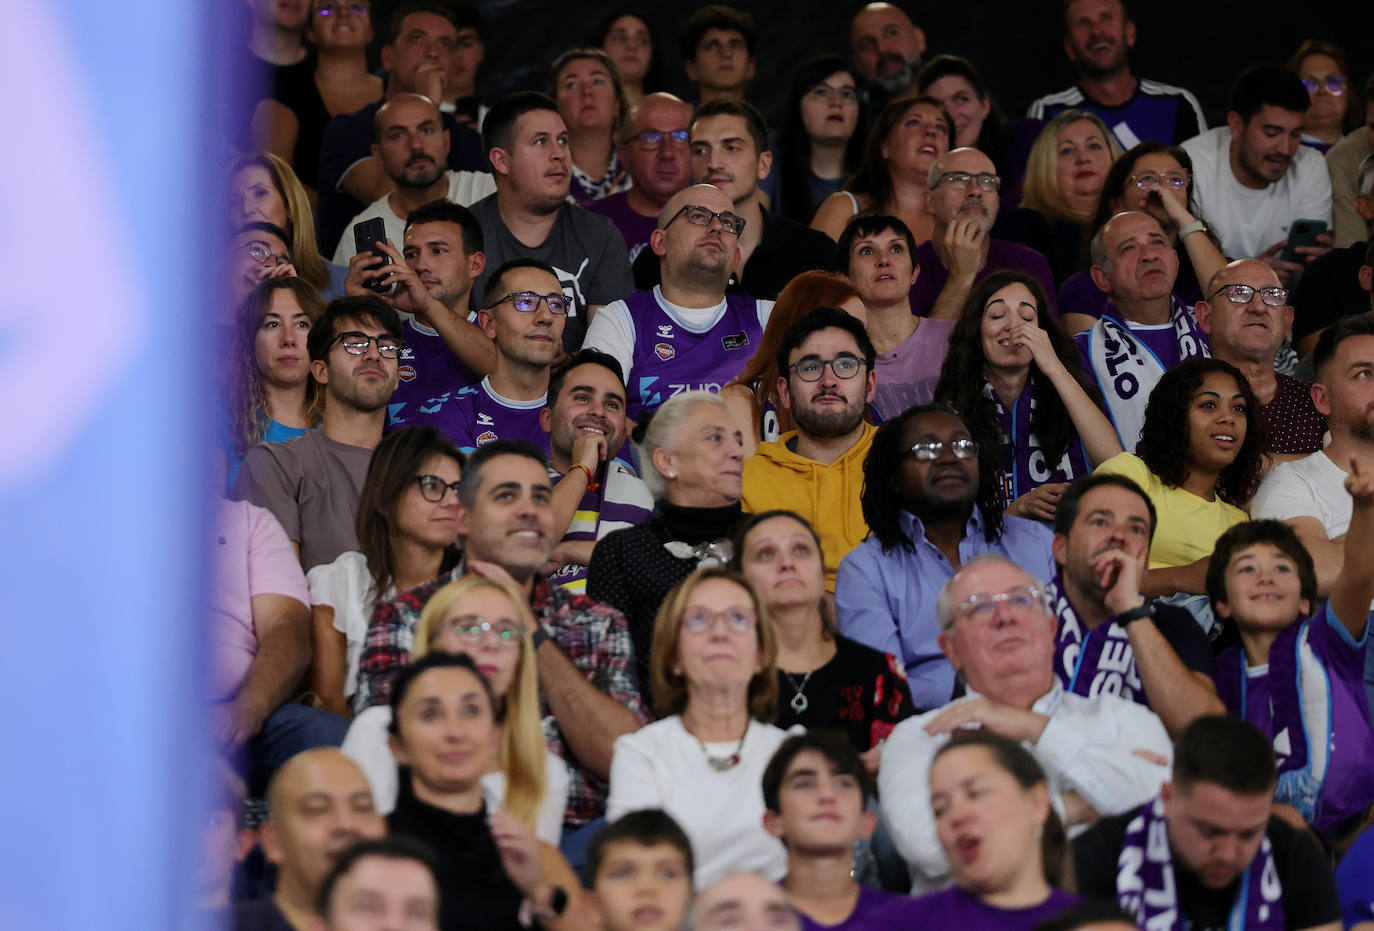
[861,403,1004,550]
[933,731,1071,891]
[1137,358,1264,506]
[778,55,866,224]
[844,95,954,212]
[933,270,1103,480]
[1092,140,1204,232]
[355,426,465,598]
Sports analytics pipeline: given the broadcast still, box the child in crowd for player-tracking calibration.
[1207,460,1374,844]
[588,810,695,931]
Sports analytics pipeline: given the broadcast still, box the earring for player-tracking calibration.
[667,471,677,479]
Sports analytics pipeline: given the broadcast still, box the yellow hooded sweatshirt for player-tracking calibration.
[739,422,877,593]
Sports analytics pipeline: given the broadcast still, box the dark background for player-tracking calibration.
[433,1,1365,131]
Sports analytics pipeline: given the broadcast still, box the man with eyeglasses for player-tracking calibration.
[632,99,836,300]
[234,296,403,571]
[1181,64,1332,280]
[836,404,1056,711]
[740,307,879,592]
[468,91,635,353]
[317,0,488,258]
[1076,210,1210,451]
[586,183,773,422]
[1196,260,1326,456]
[331,93,494,265]
[1027,0,1205,148]
[407,258,564,455]
[876,553,1171,893]
[356,439,647,853]
[587,93,695,264]
[914,148,1057,320]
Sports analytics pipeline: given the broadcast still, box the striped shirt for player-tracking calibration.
[548,459,653,594]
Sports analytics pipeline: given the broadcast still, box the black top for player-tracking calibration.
[993,207,1090,287]
[229,898,294,931]
[1074,806,1340,930]
[1291,241,1368,345]
[387,776,524,931]
[631,210,837,300]
[587,499,744,704]
[1150,601,1217,678]
[774,634,915,750]
[272,56,383,191]
[316,102,487,257]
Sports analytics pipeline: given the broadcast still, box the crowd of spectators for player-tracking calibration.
[208,1,1374,928]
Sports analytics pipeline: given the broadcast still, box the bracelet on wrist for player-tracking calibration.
[566,462,600,492]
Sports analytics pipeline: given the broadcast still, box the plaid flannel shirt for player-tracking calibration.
[354,570,648,827]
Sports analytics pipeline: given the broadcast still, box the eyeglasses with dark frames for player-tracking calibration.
[787,354,865,382]
[414,474,461,503]
[663,205,746,237]
[330,331,403,358]
[489,291,570,315]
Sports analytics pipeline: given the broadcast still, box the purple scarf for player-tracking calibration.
[1116,796,1284,930]
[1048,576,1147,705]
[982,382,1091,507]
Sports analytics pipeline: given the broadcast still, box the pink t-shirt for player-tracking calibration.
[872,317,957,420]
[209,498,310,701]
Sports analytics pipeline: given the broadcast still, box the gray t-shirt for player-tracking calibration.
[231,427,375,571]
[468,194,634,351]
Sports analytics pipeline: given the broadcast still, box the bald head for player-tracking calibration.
[850,3,925,94]
[692,871,799,931]
[620,93,694,204]
[658,183,735,228]
[374,92,442,137]
[262,749,386,897]
[624,93,693,142]
[1197,259,1291,364]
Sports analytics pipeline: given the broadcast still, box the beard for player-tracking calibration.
[397,159,444,190]
[872,60,918,95]
[331,371,395,413]
[1074,43,1129,80]
[793,395,865,438]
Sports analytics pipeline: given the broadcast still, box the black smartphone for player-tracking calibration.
[352,217,393,293]
[1279,219,1327,263]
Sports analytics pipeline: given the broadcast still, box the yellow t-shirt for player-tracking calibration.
[1093,452,1248,569]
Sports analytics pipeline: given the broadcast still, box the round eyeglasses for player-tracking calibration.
[787,355,865,382]
[448,616,524,647]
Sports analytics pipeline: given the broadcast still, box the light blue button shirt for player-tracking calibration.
[835,507,1056,711]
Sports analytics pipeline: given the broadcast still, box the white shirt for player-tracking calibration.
[583,287,773,385]
[1251,449,1351,536]
[606,716,796,889]
[332,170,498,264]
[1180,126,1331,260]
[306,551,389,699]
[877,681,1171,893]
[340,705,571,846]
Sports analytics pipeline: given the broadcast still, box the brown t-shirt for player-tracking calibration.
[231,427,374,571]
[1260,372,1327,455]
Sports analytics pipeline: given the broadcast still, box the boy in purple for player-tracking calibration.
[407,257,563,456]
[1206,461,1374,838]
[763,732,922,931]
[584,184,772,421]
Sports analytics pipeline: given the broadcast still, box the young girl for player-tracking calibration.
[1207,461,1374,844]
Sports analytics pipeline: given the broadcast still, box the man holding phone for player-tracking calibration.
[1182,65,1332,284]
[332,93,494,265]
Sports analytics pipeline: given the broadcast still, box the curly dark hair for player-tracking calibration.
[860,403,1004,551]
[1137,358,1264,506]
[932,270,1103,493]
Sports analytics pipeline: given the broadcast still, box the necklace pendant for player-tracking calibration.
[707,753,740,772]
[790,691,809,714]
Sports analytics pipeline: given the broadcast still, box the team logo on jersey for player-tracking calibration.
[398,364,417,382]
[476,412,495,426]
[721,331,750,351]
[475,430,499,446]
[657,324,675,338]
[654,342,675,361]
[400,347,416,361]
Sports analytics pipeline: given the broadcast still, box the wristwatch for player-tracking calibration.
[1177,219,1208,239]
[531,622,556,650]
[518,885,569,928]
[1116,599,1156,626]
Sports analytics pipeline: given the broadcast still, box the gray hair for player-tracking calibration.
[1089,223,1110,271]
[1359,154,1374,198]
[633,390,730,499]
[935,554,1047,631]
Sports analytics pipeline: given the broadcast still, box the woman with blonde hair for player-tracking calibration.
[997,110,1122,285]
[219,277,325,492]
[340,573,570,845]
[228,151,346,298]
[606,567,795,888]
[721,270,868,453]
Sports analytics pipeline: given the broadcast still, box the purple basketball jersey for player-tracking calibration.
[387,318,477,428]
[408,376,551,457]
